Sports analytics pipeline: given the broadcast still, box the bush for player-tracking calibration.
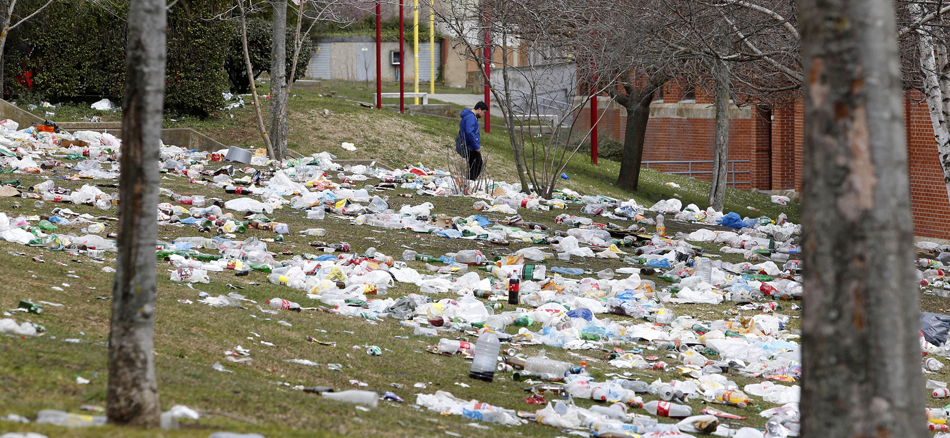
[224,18,313,94]
[3,0,230,117]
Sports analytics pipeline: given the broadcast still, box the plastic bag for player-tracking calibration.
[921,312,950,346]
[718,212,755,229]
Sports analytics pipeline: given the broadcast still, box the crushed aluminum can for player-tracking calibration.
[366,345,382,356]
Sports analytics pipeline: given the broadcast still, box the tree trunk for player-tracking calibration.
[270,0,287,160]
[709,57,730,211]
[910,3,950,200]
[237,0,274,159]
[0,0,9,99]
[107,0,165,427]
[616,87,655,192]
[799,0,926,436]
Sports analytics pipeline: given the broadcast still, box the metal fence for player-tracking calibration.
[641,160,751,187]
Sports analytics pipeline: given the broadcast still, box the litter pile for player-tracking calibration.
[0,118,941,438]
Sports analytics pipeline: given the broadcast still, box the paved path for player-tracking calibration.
[428,94,500,111]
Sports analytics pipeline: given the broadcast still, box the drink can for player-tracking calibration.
[366,345,382,356]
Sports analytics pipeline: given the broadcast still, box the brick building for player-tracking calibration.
[574,83,950,240]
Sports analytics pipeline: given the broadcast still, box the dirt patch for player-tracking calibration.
[290,108,448,167]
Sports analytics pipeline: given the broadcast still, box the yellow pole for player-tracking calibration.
[429,3,435,94]
[413,0,419,105]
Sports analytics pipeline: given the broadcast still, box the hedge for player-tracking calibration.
[3,0,235,117]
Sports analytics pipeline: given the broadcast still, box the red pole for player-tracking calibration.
[399,0,405,114]
[483,11,490,133]
[375,1,381,109]
[591,93,598,165]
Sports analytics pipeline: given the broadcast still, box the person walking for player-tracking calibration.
[460,101,488,182]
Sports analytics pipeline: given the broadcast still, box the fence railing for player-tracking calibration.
[641,160,751,187]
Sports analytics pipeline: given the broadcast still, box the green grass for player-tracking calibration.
[0,81,817,437]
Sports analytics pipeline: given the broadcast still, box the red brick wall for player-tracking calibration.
[904,90,950,239]
[577,102,766,190]
[575,91,950,239]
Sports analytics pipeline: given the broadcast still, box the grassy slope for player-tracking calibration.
[0,84,839,438]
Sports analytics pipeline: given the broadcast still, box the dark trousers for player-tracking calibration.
[468,149,483,180]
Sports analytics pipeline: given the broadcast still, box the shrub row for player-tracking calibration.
[4,0,309,117]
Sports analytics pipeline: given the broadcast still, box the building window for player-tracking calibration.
[681,85,695,102]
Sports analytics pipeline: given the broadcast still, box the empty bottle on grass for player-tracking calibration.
[469,331,500,382]
[321,390,379,407]
[643,400,692,418]
[267,298,301,312]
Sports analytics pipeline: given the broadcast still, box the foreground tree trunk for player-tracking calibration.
[270,0,287,160]
[615,81,659,192]
[708,57,730,211]
[799,0,926,436]
[107,0,166,426]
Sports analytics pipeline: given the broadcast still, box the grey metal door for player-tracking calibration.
[309,43,332,79]
[415,42,441,84]
[356,43,375,82]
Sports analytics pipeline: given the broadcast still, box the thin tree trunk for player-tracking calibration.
[910,3,950,199]
[0,0,10,99]
[799,0,926,436]
[270,0,287,160]
[709,57,730,211]
[616,86,656,192]
[237,0,274,159]
[107,0,165,426]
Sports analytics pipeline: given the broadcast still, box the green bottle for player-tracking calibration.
[514,315,533,327]
[247,262,273,273]
[156,250,178,260]
[191,253,221,262]
[38,220,57,232]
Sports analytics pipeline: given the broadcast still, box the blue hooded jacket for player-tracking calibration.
[460,108,481,151]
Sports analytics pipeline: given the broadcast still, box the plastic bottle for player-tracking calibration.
[524,355,571,376]
[621,380,649,393]
[308,206,326,220]
[713,389,751,408]
[455,250,486,265]
[469,331,500,381]
[321,390,379,407]
[35,409,107,426]
[589,403,628,421]
[656,214,665,236]
[300,228,326,236]
[438,338,473,355]
[588,420,647,436]
[657,384,684,401]
[266,298,301,312]
[413,326,438,337]
[642,400,691,418]
[37,220,58,232]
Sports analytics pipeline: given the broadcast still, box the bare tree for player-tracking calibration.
[107,0,165,426]
[228,0,362,160]
[429,0,611,197]
[657,0,801,210]
[899,1,950,201]
[799,0,926,436]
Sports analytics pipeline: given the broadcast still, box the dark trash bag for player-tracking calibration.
[921,312,950,346]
